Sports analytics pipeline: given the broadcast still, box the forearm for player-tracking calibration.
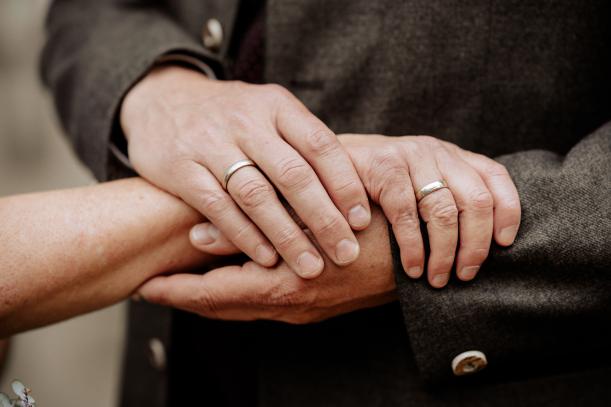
[0,178,209,337]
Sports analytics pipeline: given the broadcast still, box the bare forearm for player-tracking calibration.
[0,178,209,336]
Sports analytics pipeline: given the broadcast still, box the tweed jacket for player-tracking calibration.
[42,0,611,406]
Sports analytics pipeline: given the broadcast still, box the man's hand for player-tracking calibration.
[121,66,371,279]
[137,206,395,324]
[340,134,521,288]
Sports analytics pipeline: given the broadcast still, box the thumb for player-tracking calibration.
[137,262,282,320]
[190,222,241,255]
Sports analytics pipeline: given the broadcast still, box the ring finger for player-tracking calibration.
[175,159,278,267]
[208,151,326,279]
[436,149,494,282]
[407,154,459,288]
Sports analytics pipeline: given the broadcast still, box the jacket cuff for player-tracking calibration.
[42,3,227,182]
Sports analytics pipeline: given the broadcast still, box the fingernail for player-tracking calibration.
[498,225,519,245]
[348,205,370,228]
[191,223,218,245]
[459,266,480,281]
[407,266,422,278]
[256,244,277,264]
[335,239,360,264]
[432,273,450,288]
[297,251,324,278]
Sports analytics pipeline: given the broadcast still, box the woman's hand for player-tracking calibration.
[340,134,521,288]
[138,205,396,324]
[121,66,371,279]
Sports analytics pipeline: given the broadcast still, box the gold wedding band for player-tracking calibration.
[416,180,449,202]
[223,159,257,190]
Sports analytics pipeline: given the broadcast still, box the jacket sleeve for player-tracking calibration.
[393,123,611,383]
[41,0,223,181]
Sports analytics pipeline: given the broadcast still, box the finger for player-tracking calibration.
[137,266,264,321]
[176,160,278,267]
[190,222,241,255]
[406,145,458,288]
[205,150,325,278]
[365,147,424,278]
[242,134,360,267]
[436,149,494,282]
[454,149,521,246]
[138,262,297,321]
[275,96,371,230]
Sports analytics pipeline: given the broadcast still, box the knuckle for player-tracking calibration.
[200,190,232,217]
[489,161,510,178]
[459,244,489,257]
[232,221,259,243]
[227,111,257,133]
[415,135,442,148]
[468,190,494,211]
[227,80,251,96]
[274,226,302,251]
[194,288,220,318]
[266,278,315,309]
[235,179,274,209]
[267,282,301,307]
[311,214,343,235]
[264,83,291,99]
[366,148,405,199]
[275,157,314,191]
[432,254,456,270]
[504,198,521,212]
[393,210,420,230]
[333,177,362,196]
[430,201,459,227]
[304,127,338,156]
[464,247,490,263]
[379,180,415,214]
[369,148,403,175]
[405,136,444,158]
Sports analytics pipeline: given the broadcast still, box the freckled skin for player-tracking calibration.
[0,178,211,337]
[0,177,397,336]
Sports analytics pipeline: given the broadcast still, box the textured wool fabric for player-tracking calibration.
[230,1,265,83]
[42,0,611,406]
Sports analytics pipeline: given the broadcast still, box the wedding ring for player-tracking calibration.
[223,159,257,190]
[416,180,449,202]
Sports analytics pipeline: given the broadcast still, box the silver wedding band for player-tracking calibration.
[416,180,449,202]
[223,159,257,190]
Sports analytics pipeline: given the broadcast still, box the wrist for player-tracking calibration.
[351,205,396,292]
[120,65,211,141]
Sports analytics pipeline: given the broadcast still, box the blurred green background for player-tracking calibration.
[0,1,125,406]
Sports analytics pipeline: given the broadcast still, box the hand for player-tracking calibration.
[137,206,396,324]
[120,66,371,279]
[340,134,521,288]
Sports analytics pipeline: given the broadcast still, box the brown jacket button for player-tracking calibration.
[202,18,223,51]
[452,350,488,376]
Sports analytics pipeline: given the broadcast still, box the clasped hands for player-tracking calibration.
[122,65,520,324]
